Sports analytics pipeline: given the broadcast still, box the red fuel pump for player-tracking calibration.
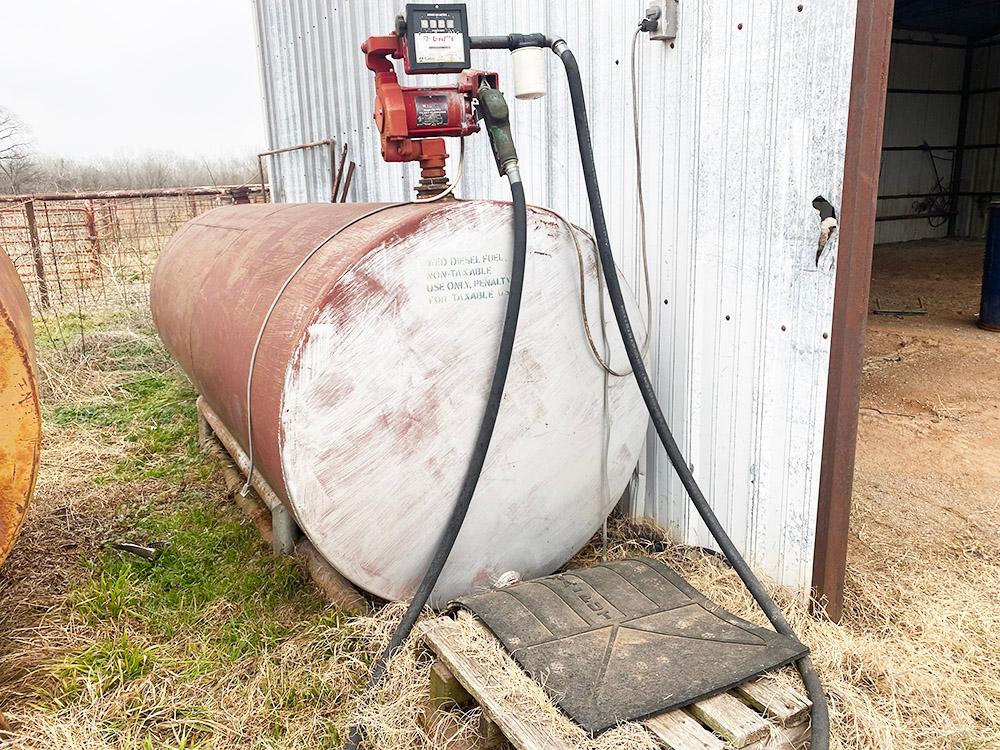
[361,27,497,195]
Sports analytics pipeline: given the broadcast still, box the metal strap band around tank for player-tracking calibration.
[240,139,467,496]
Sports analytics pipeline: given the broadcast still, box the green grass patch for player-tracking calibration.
[57,630,157,696]
[51,371,204,481]
[102,337,166,372]
[36,316,360,742]
[32,310,135,349]
[57,491,333,726]
[74,494,324,641]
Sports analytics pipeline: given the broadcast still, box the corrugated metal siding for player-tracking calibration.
[875,31,966,244]
[960,33,1000,238]
[252,0,858,595]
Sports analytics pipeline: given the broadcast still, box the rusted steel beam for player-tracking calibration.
[328,140,337,203]
[0,185,264,203]
[0,249,41,567]
[339,162,356,202]
[331,143,348,203]
[812,0,894,622]
[84,200,102,273]
[23,201,49,308]
[39,202,65,300]
[258,155,267,203]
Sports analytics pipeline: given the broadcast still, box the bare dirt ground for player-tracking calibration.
[843,238,1000,747]
[857,238,999,567]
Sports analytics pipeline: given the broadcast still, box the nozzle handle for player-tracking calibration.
[477,84,518,175]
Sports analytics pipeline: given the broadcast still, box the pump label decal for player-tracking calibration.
[413,32,465,64]
[414,95,449,128]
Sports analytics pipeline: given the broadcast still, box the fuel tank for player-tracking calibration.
[150,200,647,604]
[0,249,41,567]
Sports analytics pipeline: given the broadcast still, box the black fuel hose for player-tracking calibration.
[550,41,830,750]
[345,170,528,750]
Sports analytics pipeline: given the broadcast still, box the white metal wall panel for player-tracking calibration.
[252,0,858,595]
[874,31,966,245]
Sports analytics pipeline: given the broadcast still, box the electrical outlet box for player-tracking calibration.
[647,0,678,41]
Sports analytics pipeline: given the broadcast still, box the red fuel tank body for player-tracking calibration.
[150,201,647,604]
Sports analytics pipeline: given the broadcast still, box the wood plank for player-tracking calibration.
[418,615,809,750]
[686,693,770,748]
[644,710,725,750]
[740,721,810,750]
[477,715,506,750]
[768,720,810,749]
[733,679,811,727]
[419,618,576,750]
[430,660,473,711]
[294,540,371,614]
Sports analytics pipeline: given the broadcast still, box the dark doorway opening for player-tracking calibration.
[815,0,1000,622]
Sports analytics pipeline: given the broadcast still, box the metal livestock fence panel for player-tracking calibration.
[0,186,265,313]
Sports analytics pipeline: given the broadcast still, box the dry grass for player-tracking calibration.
[344,517,1000,750]
[0,309,997,750]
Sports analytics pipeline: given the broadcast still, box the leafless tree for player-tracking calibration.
[34,152,258,191]
[0,108,41,193]
[0,108,258,193]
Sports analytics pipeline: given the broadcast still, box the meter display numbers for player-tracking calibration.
[404,4,470,72]
[413,31,465,64]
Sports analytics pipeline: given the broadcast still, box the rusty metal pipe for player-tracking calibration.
[256,139,336,204]
[0,250,41,567]
[257,138,334,158]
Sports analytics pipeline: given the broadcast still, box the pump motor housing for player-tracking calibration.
[151,201,648,604]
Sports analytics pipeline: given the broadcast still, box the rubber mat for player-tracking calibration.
[451,557,808,734]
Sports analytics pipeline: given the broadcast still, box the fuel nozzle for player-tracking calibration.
[477,82,519,177]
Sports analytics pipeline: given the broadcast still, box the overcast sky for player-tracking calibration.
[0,1,266,160]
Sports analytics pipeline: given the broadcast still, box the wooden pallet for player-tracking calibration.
[419,617,811,750]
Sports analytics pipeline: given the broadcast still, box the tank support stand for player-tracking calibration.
[270,504,299,555]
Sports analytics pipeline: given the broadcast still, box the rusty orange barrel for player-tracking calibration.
[150,202,647,604]
[0,250,41,567]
